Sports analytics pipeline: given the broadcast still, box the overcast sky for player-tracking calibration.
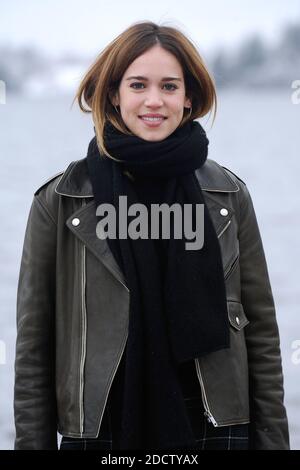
[2,0,300,58]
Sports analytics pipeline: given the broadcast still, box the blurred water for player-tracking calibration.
[0,89,299,449]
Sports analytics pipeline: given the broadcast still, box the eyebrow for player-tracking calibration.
[125,76,182,82]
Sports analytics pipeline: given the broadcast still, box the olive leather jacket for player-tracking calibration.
[14,157,290,450]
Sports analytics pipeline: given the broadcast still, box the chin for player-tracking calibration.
[137,126,173,141]
[138,131,169,142]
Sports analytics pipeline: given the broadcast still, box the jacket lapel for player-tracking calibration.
[65,200,128,290]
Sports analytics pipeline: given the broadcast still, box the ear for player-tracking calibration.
[110,91,119,107]
[184,96,192,108]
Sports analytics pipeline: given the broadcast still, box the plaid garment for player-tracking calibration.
[60,358,249,451]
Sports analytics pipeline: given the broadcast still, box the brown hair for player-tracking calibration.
[72,20,217,160]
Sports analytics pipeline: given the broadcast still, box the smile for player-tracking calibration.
[139,116,166,127]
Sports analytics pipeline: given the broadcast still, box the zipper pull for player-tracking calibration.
[204,411,218,427]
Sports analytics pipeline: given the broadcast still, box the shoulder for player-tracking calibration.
[216,162,253,204]
[202,159,253,218]
[214,161,253,208]
[206,158,247,186]
[33,162,74,220]
[208,158,249,195]
[219,164,247,186]
[32,171,64,224]
[33,158,79,199]
[34,170,65,197]
[220,165,246,193]
[197,157,248,193]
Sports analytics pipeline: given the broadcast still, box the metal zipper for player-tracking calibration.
[195,356,251,427]
[224,253,240,280]
[195,218,247,427]
[78,250,129,438]
[194,358,218,426]
[79,199,87,436]
[217,219,231,239]
[75,198,129,436]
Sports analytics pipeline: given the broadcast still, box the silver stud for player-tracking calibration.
[235,316,240,325]
[220,208,228,216]
[72,218,80,227]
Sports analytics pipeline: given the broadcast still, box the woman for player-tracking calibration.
[14,21,290,450]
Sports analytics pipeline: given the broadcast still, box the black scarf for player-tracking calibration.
[86,119,230,450]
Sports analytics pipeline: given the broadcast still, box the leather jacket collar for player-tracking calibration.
[54,157,240,198]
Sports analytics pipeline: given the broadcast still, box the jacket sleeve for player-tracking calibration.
[14,195,58,450]
[237,182,290,450]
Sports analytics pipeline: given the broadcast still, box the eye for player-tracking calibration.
[130,82,178,91]
[164,83,178,91]
[130,82,145,89]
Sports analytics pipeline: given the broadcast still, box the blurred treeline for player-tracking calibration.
[0,21,299,94]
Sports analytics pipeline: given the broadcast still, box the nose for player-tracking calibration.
[144,87,164,107]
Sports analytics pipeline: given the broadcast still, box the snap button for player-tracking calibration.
[220,208,228,216]
[235,316,240,325]
[72,218,80,227]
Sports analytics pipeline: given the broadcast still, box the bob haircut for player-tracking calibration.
[73,20,217,161]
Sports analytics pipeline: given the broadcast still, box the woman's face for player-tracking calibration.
[112,45,192,141]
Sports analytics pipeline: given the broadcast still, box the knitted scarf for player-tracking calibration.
[86,119,230,450]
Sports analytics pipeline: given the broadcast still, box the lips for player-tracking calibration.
[139,115,167,119]
[138,115,167,128]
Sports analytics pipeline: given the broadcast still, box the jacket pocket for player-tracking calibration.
[224,252,240,280]
[196,300,251,426]
[227,300,249,330]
